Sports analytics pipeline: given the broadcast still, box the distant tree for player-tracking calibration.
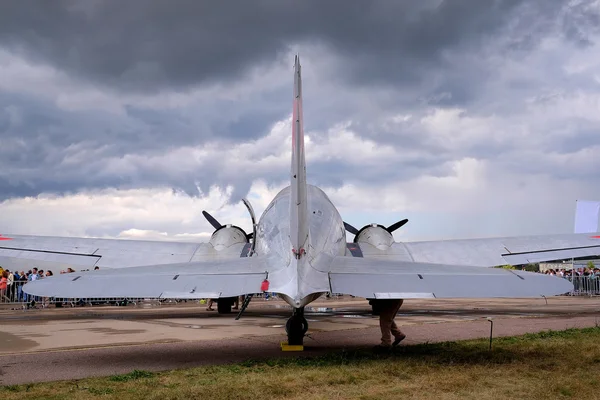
[498,264,515,270]
[524,263,540,272]
[587,261,596,269]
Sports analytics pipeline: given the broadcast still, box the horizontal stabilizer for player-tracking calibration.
[23,258,267,299]
[329,257,573,298]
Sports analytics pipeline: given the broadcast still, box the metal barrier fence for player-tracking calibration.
[2,276,600,309]
[1,280,30,305]
[566,276,600,296]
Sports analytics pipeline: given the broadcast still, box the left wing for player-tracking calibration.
[0,233,249,271]
[355,232,600,266]
[329,257,573,298]
[23,257,266,299]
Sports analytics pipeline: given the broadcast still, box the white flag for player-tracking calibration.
[574,200,600,233]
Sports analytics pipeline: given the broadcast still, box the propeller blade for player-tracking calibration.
[202,211,223,230]
[386,219,409,233]
[344,222,359,235]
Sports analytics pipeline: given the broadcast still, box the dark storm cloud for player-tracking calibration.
[0,84,301,201]
[561,0,600,46]
[1,0,599,202]
[0,0,549,92]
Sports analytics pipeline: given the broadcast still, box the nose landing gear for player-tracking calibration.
[285,307,308,346]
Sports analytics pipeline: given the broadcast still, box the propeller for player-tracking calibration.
[343,222,359,235]
[202,210,253,240]
[343,218,409,236]
[386,218,409,233]
[202,211,223,231]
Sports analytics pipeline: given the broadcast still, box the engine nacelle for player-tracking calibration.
[209,225,249,251]
[354,224,394,250]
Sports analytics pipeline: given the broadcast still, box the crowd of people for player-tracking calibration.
[543,267,600,277]
[0,267,54,303]
[0,266,97,304]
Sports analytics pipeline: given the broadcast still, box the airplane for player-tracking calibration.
[14,55,600,346]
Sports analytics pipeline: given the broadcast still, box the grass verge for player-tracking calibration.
[3,327,600,399]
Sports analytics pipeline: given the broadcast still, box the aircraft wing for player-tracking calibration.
[0,233,249,271]
[329,257,573,298]
[355,232,600,267]
[23,257,266,298]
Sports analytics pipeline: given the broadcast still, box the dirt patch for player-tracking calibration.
[0,331,38,353]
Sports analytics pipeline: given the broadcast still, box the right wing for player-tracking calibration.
[23,257,266,299]
[329,256,573,299]
[356,232,600,267]
[0,233,249,271]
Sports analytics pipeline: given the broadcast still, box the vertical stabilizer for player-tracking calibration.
[290,55,309,258]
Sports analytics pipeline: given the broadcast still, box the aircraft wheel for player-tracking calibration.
[368,299,381,315]
[285,308,308,345]
[217,297,234,314]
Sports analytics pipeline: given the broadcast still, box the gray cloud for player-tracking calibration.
[0,0,599,211]
[0,0,554,92]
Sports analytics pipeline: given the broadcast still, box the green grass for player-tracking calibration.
[108,370,154,382]
[3,327,600,399]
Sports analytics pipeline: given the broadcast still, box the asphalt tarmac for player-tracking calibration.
[1,296,599,385]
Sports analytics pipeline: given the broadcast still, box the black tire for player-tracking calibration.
[369,299,381,315]
[285,315,308,335]
[217,297,234,314]
[285,307,308,345]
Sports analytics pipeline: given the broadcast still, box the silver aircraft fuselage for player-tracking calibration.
[255,184,347,308]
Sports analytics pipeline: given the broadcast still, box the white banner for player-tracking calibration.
[574,200,600,233]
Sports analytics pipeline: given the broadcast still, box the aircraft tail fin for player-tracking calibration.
[290,55,309,257]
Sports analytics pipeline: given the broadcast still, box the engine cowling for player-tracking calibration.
[344,218,408,251]
[354,224,394,250]
[209,225,249,251]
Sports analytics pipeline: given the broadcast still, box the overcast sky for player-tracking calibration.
[0,0,599,242]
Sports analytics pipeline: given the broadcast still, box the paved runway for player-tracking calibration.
[1,296,599,385]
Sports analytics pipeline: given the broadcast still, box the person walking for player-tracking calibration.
[373,298,406,350]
